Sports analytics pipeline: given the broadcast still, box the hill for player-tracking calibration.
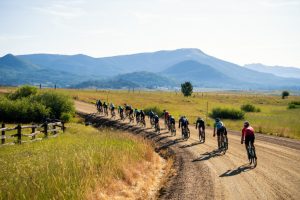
[244,63,300,79]
[0,54,84,87]
[72,71,176,89]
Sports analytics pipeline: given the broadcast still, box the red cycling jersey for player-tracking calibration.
[165,112,169,119]
[242,126,255,139]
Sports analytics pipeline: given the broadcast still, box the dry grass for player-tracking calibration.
[0,123,163,200]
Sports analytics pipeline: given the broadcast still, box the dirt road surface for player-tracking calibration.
[75,101,300,200]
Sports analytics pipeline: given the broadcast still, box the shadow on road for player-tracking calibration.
[180,141,203,148]
[219,164,255,177]
[192,149,223,162]
[156,138,184,151]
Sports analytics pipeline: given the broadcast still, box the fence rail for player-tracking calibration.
[1,121,65,145]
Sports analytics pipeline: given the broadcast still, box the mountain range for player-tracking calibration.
[244,63,300,79]
[1,48,300,90]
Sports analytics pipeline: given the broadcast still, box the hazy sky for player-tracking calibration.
[0,0,299,67]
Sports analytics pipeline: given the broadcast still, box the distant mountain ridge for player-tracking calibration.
[1,48,300,90]
[244,63,300,79]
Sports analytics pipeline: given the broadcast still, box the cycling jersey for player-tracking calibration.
[242,126,255,138]
[214,121,224,130]
[140,111,145,119]
[164,112,169,119]
[169,117,175,124]
[196,119,205,130]
[154,115,159,123]
[179,117,189,127]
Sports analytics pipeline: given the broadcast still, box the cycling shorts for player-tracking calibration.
[245,134,255,146]
[217,127,227,136]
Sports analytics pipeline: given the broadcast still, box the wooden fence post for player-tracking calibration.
[32,124,36,140]
[44,123,48,138]
[62,122,65,132]
[17,124,22,144]
[1,123,5,144]
[53,124,57,135]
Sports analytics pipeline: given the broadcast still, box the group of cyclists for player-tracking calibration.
[95,99,257,165]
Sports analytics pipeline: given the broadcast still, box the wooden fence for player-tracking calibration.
[1,121,65,145]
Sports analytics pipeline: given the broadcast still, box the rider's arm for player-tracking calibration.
[241,128,245,144]
[195,121,198,129]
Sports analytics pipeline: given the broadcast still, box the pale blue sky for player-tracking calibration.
[0,0,299,67]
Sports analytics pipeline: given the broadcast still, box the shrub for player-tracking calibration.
[210,107,245,120]
[31,91,75,120]
[143,106,163,117]
[241,104,260,112]
[0,97,50,123]
[8,85,37,100]
[288,101,300,109]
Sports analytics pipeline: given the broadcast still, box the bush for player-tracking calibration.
[210,107,245,120]
[0,97,50,123]
[288,101,300,109]
[31,91,75,120]
[8,85,37,100]
[0,86,74,123]
[143,106,163,117]
[241,104,261,112]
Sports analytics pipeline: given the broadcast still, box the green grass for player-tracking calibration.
[54,89,300,139]
[0,123,153,200]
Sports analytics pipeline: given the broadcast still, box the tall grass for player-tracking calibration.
[0,123,154,200]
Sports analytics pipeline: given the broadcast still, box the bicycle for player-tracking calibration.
[199,129,205,143]
[120,112,125,121]
[181,127,190,140]
[155,123,160,133]
[104,107,108,116]
[111,110,116,119]
[136,115,141,125]
[140,118,146,127]
[219,134,228,153]
[129,114,134,123]
[170,123,176,136]
[150,117,155,128]
[97,106,103,115]
[246,142,257,167]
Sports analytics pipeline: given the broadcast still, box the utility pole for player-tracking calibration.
[206,101,208,122]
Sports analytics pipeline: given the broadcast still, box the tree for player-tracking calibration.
[282,91,290,99]
[181,82,193,97]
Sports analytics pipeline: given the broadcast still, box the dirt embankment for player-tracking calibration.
[76,100,300,200]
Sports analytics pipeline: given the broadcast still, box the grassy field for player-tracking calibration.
[59,89,300,139]
[0,123,154,200]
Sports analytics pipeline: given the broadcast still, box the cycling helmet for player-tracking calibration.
[244,121,250,127]
[215,118,220,122]
[198,117,201,120]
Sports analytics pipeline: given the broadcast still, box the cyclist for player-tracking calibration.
[103,102,108,115]
[162,110,170,129]
[129,107,134,123]
[140,110,146,126]
[213,118,227,149]
[135,109,141,124]
[125,104,131,118]
[154,114,160,132]
[241,121,256,160]
[179,116,189,137]
[196,117,205,139]
[169,115,176,133]
[118,105,124,120]
[148,110,155,127]
[110,103,115,117]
